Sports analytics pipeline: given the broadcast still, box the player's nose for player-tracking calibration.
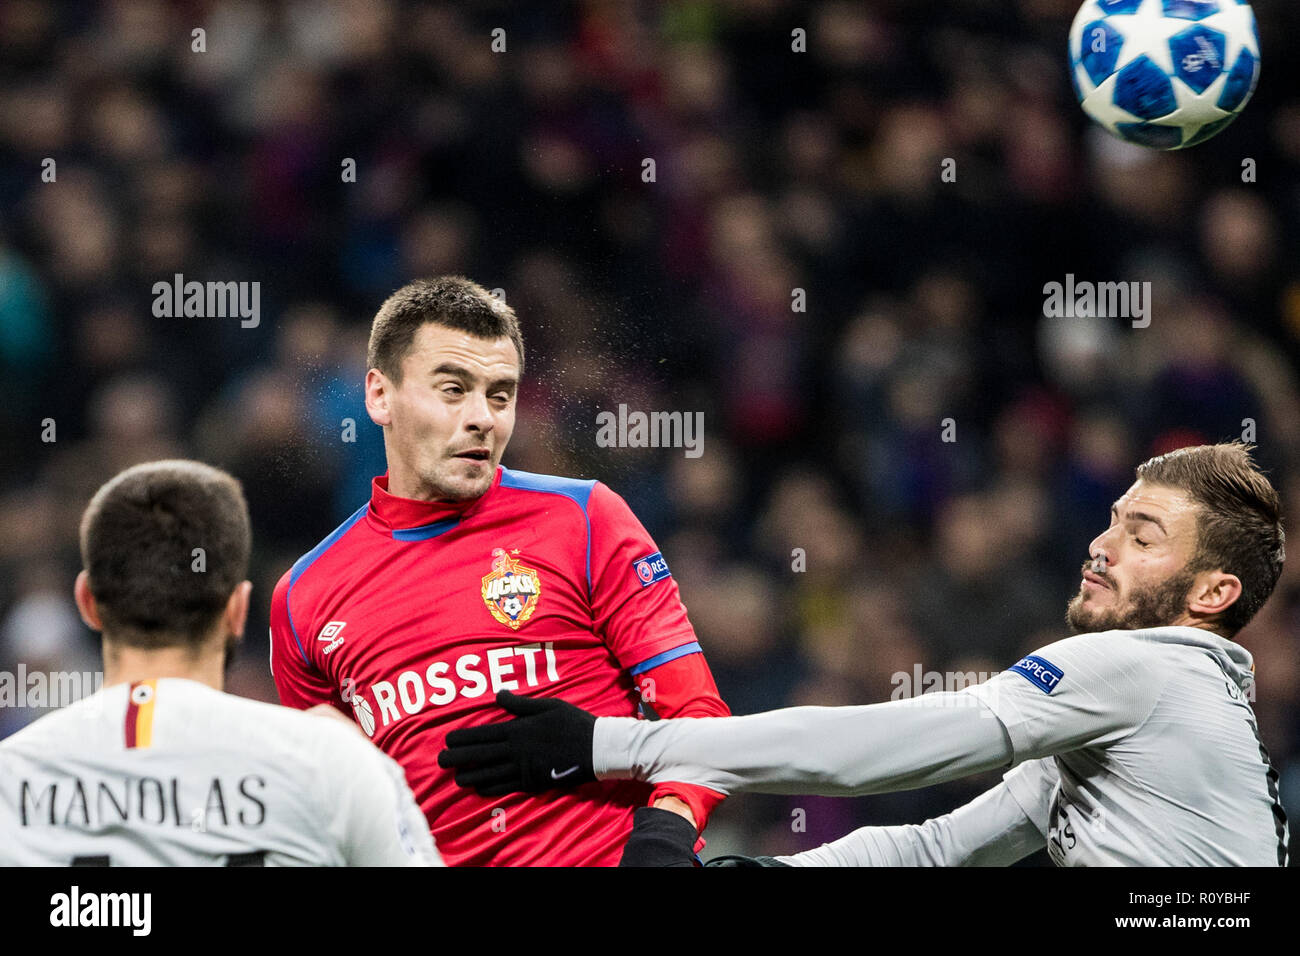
[1088,532,1117,569]
[461,391,495,432]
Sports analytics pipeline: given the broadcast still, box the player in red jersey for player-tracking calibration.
[270,276,730,865]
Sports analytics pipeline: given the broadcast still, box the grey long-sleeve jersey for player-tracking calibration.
[1,678,442,866]
[777,765,1050,866]
[592,626,1289,866]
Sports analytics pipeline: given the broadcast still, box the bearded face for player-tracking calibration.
[1065,480,1218,634]
[1066,559,1199,633]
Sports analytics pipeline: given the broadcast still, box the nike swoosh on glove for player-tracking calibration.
[437,690,597,796]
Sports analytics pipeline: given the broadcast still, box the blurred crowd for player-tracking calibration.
[2,0,1299,862]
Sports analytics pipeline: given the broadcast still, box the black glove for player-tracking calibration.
[704,854,791,867]
[437,690,597,796]
[619,806,698,867]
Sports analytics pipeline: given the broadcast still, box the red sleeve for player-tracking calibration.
[586,482,697,668]
[585,482,730,837]
[633,651,731,837]
[269,567,340,712]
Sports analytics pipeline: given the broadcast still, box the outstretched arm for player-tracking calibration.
[440,690,1012,799]
[594,631,1162,797]
[777,763,1053,866]
[593,693,1014,796]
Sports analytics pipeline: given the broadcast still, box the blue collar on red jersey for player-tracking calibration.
[367,467,502,541]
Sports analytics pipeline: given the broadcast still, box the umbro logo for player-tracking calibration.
[318,621,347,655]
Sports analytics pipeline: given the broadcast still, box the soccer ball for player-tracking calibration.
[351,696,376,737]
[1068,0,1260,149]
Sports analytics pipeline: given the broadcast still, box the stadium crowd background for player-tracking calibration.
[2,0,1298,863]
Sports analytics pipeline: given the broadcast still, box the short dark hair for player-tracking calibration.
[79,460,252,649]
[1136,443,1285,636]
[367,276,524,384]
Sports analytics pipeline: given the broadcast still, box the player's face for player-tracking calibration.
[373,323,519,502]
[1066,480,1203,633]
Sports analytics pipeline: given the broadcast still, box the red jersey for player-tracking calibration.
[270,465,726,865]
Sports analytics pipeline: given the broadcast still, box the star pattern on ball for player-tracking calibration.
[1105,0,1201,74]
[1168,65,1235,125]
[1082,72,1147,128]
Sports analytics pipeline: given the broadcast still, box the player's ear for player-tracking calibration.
[1187,569,1242,620]
[73,570,103,632]
[365,368,392,427]
[224,580,253,640]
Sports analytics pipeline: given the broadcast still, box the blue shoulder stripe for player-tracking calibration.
[499,468,597,507]
[499,468,596,593]
[286,503,369,664]
[630,641,703,676]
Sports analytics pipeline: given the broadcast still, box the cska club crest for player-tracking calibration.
[481,547,541,630]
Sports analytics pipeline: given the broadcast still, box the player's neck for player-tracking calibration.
[102,639,227,692]
[1166,613,1228,638]
[382,465,493,505]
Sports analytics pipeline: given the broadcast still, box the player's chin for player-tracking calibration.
[1069,592,1126,630]
[1066,595,1104,632]
[439,462,494,497]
